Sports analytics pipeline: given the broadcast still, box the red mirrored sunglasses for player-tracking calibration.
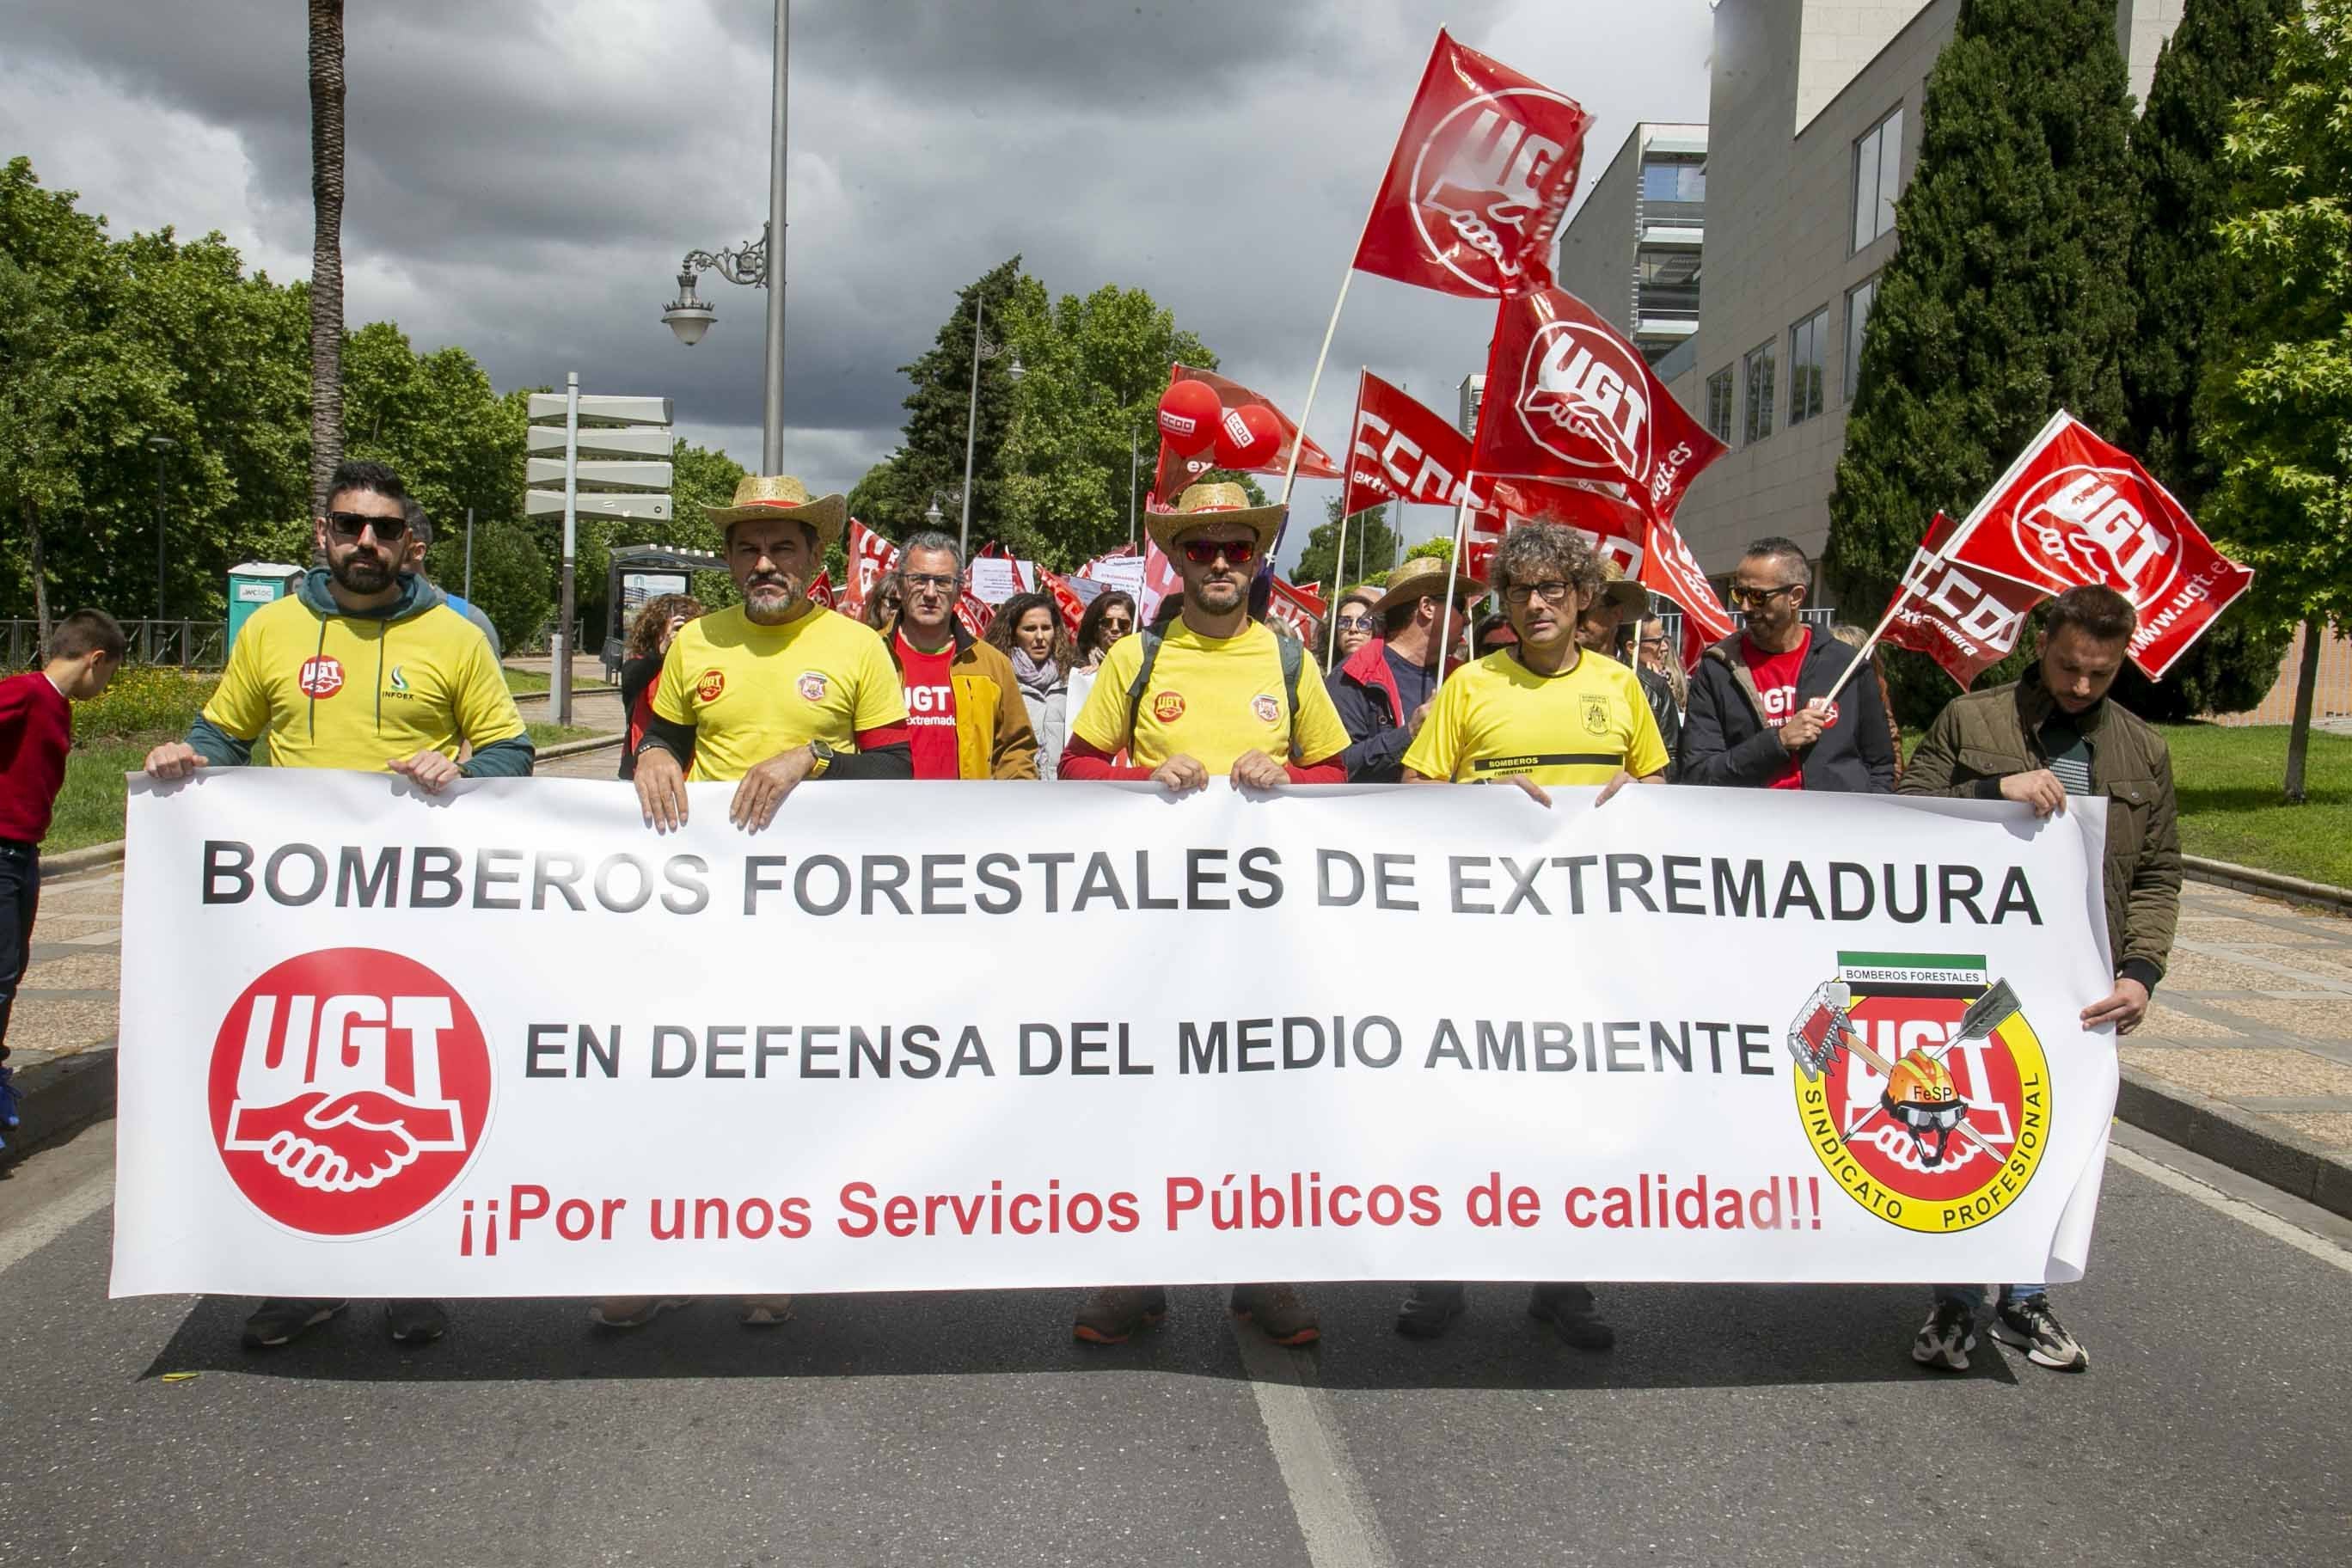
[1179,538,1258,566]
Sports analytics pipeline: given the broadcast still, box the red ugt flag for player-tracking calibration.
[1879,512,2044,690]
[1472,289,1725,523]
[841,520,900,620]
[1936,413,2255,679]
[1353,30,1592,298]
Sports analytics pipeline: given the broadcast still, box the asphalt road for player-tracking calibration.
[3,1121,2347,1568]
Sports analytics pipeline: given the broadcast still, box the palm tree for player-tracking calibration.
[307,0,345,513]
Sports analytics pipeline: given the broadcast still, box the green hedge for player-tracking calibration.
[72,666,219,742]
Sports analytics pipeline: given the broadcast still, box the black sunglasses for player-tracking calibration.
[325,511,409,542]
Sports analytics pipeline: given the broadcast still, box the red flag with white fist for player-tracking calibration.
[1921,412,2254,679]
[1352,30,1592,299]
[1470,288,1726,523]
[1878,512,2044,690]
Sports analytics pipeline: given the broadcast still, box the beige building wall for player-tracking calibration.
[1669,0,2184,583]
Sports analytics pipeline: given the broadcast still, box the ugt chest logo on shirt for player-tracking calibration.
[297,656,345,699]
[906,681,954,726]
[1759,685,1839,731]
[209,948,493,1238]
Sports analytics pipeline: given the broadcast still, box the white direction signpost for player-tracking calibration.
[529,380,673,724]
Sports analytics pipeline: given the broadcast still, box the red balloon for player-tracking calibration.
[1157,379,1222,456]
[1211,402,1283,470]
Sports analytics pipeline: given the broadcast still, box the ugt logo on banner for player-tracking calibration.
[206,948,493,1237]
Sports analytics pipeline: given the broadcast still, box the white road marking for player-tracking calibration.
[2108,1143,2352,1275]
[0,1167,113,1278]
[1228,1317,1398,1568]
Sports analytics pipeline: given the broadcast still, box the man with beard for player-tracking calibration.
[1059,481,1350,1350]
[1679,536,1893,793]
[144,458,531,1351]
[1396,522,1669,1352]
[1325,555,1485,782]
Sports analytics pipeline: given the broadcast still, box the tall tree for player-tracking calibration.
[307,0,346,513]
[1823,0,2139,725]
[1293,497,1397,593]
[2197,0,2352,801]
[2112,0,2300,721]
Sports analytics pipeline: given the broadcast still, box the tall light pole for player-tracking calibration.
[956,291,1023,560]
[660,0,788,470]
[145,435,177,624]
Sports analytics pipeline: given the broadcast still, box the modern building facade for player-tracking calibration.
[1584,0,2188,579]
[1554,122,1709,379]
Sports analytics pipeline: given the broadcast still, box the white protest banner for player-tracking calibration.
[967,558,1033,604]
[113,774,2116,1298]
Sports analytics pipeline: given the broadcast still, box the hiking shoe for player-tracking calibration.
[1395,1283,1467,1340]
[1232,1283,1320,1346]
[590,1296,691,1329]
[1073,1285,1168,1344]
[241,1297,346,1349]
[385,1299,449,1345]
[1992,1294,2088,1372]
[1527,1284,1614,1351]
[738,1295,794,1327]
[0,1061,20,1134]
[1912,1299,1977,1372]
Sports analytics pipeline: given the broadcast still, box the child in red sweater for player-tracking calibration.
[0,609,126,1148]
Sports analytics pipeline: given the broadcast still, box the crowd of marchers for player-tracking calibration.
[0,456,2177,1379]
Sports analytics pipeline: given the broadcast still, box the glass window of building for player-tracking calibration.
[1743,340,1776,445]
[1705,367,1734,443]
[1853,107,1904,252]
[1640,157,1706,205]
[1636,247,1702,321]
[1788,307,1828,426]
[1846,276,1878,401]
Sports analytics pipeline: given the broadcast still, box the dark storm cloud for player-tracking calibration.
[1,0,1708,500]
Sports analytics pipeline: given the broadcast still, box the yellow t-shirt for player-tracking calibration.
[652,603,908,782]
[1069,620,1351,771]
[202,591,524,770]
[1402,647,1669,786]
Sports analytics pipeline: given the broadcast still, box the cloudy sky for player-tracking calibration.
[1,0,1712,566]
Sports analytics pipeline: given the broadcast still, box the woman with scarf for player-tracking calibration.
[984,591,1072,779]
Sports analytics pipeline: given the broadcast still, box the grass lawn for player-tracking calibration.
[501,666,612,695]
[39,724,609,854]
[2156,722,2352,889]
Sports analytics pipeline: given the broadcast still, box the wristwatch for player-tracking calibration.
[806,740,835,779]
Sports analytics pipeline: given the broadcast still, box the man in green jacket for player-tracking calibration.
[1898,585,2181,1375]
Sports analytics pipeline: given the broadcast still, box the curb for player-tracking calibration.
[35,735,625,880]
[0,1045,116,1168]
[2182,854,2352,915]
[2116,1064,2352,1220]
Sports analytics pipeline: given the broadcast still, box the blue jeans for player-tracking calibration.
[0,838,37,1060]
[1938,1283,2047,1314]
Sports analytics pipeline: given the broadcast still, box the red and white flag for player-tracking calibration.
[1038,567,1091,642]
[1878,512,2045,690]
[1264,577,1327,644]
[1352,30,1592,299]
[1919,412,2254,679]
[1153,365,1340,505]
[1136,537,1182,624]
[841,520,900,620]
[1640,512,1736,671]
[954,591,995,641]
[1343,370,1489,518]
[805,570,836,609]
[1471,289,1726,523]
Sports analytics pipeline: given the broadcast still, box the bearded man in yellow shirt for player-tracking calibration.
[1396,521,1669,1353]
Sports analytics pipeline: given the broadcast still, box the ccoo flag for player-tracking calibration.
[1352,30,1592,298]
[1877,512,2046,690]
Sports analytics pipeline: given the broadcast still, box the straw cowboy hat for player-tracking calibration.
[704,475,848,549]
[1144,481,1286,561]
[1372,553,1488,616]
[1594,556,1649,615]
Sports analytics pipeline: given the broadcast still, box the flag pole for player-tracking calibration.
[1818,408,2073,705]
[1433,477,1477,684]
[1278,266,1356,507]
[1326,368,1369,666]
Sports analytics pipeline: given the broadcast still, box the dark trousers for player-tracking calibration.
[0,838,38,1060]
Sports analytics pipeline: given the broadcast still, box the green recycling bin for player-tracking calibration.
[226,561,302,653]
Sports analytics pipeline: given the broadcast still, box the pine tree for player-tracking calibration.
[2110,0,2301,721]
[1823,0,2140,725]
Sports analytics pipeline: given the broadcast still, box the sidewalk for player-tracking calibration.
[10,862,2350,1203]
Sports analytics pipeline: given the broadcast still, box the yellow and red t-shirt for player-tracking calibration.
[652,603,908,782]
[202,591,524,771]
[1069,620,1351,772]
[1402,646,1669,787]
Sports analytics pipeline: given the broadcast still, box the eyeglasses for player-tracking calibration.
[903,573,958,591]
[1335,614,1375,631]
[1099,616,1133,634]
[1502,580,1574,605]
[1179,538,1258,566]
[1638,633,1669,648]
[1728,582,1802,608]
[325,511,409,542]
